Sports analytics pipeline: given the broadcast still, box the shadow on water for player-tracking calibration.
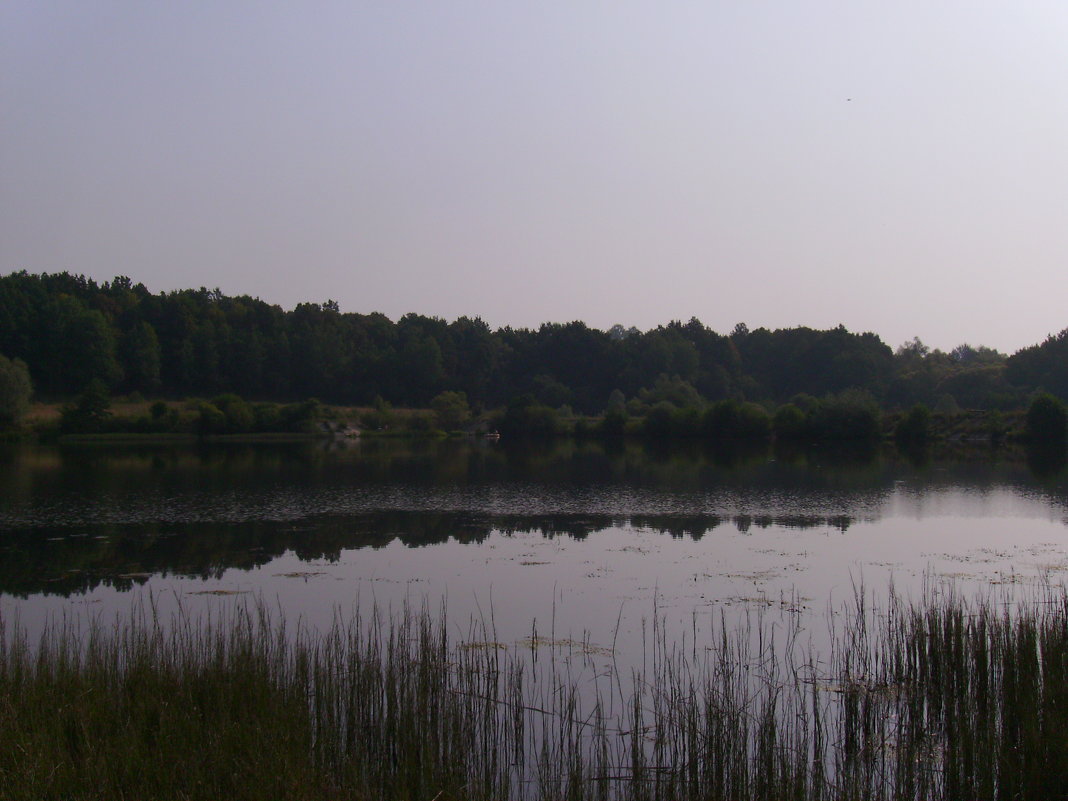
[1026,442,1068,481]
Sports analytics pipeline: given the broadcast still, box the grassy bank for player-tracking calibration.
[4,588,1068,800]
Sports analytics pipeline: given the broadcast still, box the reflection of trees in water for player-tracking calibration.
[1,509,869,599]
[0,439,895,506]
[0,512,486,599]
[2,438,1066,598]
[1026,444,1068,481]
[0,439,971,515]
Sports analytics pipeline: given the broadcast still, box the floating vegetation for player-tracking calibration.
[4,586,1068,799]
[722,568,782,582]
[459,640,509,651]
[519,635,614,657]
[188,588,248,596]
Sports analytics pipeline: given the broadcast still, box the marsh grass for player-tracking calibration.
[3,587,1068,800]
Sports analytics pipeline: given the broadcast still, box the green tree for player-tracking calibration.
[41,297,121,393]
[531,374,573,408]
[60,379,112,433]
[0,353,32,427]
[431,391,471,431]
[1007,329,1068,399]
[120,320,162,392]
[605,389,627,413]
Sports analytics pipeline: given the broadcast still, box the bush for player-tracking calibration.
[0,353,32,428]
[772,404,806,440]
[572,417,593,437]
[676,406,702,436]
[735,402,772,440]
[643,403,701,437]
[702,400,737,439]
[642,402,681,438]
[196,401,226,434]
[211,394,254,433]
[405,412,436,433]
[361,396,393,431]
[142,401,180,433]
[499,395,561,436]
[805,390,882,441]
[60,379,112,434]
[253,403,283,432]
[895,404,931,446]
[280,399,321,432]
[702,400,771,441]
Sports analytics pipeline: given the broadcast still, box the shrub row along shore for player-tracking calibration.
[3,588,1068,800]
[11,388,1068,451]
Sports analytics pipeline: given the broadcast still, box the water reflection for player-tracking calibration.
[1026,442,1068,480]
[1,509,879,598]
[1,439,1067,601]
[4,439,1060,525]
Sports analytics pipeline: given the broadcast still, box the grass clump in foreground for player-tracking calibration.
[4,588,1068,800]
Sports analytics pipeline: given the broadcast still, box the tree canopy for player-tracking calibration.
[0,271,1046,415]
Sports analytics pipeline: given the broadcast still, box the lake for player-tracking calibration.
[3,437,1068,669]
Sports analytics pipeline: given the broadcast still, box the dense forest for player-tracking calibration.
[1,270,1066,416]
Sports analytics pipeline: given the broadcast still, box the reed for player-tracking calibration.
[3,586,1068,800]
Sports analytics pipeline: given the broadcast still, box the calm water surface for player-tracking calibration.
[3,438,1068,667]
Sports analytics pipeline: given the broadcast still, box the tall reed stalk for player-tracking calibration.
[3,585,1068,800]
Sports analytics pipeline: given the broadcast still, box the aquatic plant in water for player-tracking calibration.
[3,585,1068,799]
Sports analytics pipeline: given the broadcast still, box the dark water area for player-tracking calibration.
[3,438,1068,664]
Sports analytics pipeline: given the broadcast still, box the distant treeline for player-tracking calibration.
[2,270,1067,414]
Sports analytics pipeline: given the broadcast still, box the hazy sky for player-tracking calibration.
[3,2,1068,353]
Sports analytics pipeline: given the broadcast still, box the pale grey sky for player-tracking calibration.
[3,1,1067,353]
